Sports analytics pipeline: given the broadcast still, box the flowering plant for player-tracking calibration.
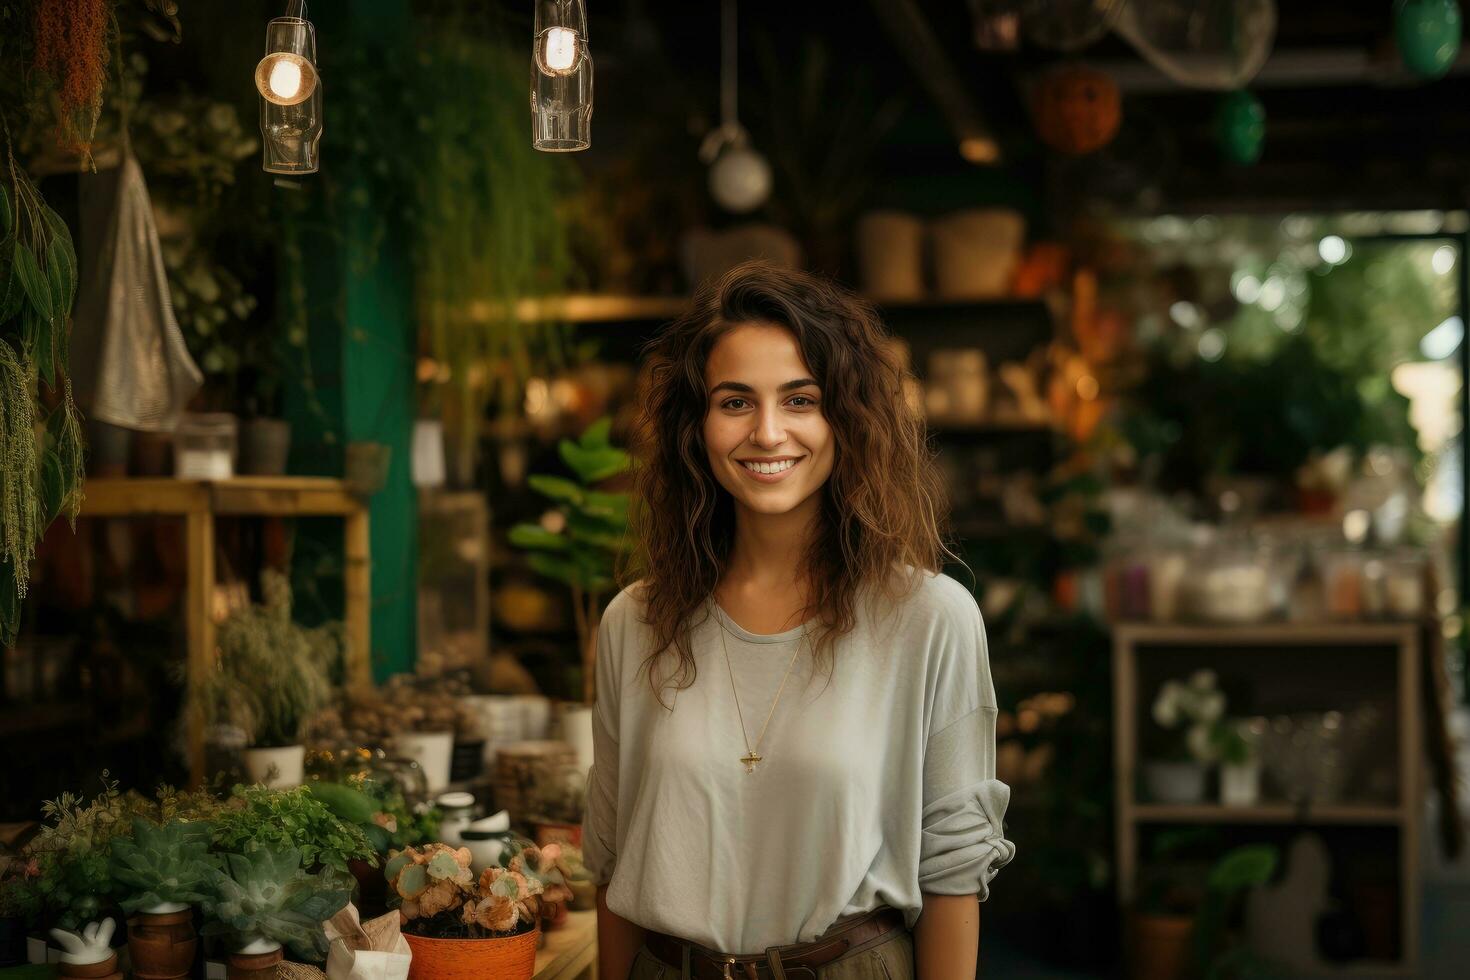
[384,842,545,939]
[1151,670,1227,763]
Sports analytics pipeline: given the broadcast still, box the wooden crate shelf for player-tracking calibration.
[78,477,373,786]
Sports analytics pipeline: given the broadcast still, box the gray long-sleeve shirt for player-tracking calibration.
[580,569,1016,955]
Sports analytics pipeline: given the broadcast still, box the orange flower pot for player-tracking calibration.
[403,926,540,980]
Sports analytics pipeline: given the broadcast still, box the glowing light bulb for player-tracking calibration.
[268,59,303,100]
[541,28,579,73]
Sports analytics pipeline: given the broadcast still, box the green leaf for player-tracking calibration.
[508,522,570,551]
[578,416,612,448]
[527,474,583,505]
[558,440,629,484]
[0,184,11,235]
[1207,845,1277,892]
[13,240,52,321]
[426,851,461,880]
[0,243,22,322]
[396,864,427,899]
[31,308,55,388]
[45,224,76,317]
[528,551,581,588]
[565,510,626,549]
[581,490,629,520]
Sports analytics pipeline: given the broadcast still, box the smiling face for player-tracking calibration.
[703,321,836,520]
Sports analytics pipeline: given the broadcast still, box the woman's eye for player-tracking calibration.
[722,398,748,410]
[789,395,816,408]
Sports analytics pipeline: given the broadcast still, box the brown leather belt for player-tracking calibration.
[643,905,907,980]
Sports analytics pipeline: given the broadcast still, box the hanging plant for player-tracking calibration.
[30,0,114,155]
[0,147,85,643]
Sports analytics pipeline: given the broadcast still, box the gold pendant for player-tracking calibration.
[740,751,762,773]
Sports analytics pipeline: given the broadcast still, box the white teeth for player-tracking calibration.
[742,458,797,475]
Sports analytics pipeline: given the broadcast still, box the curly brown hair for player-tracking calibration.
[622,260,961,703]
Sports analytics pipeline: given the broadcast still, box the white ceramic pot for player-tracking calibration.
[242,745,305,788]
[394,731,455,793]
[411,419,446,488]
[856,211,925,301]
[1220,761,1262,807]
[930,209,1025,299]
[1143,761,1209,805]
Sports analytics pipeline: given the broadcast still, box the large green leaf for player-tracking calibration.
[508,523,571,551]
[565,510,627,549]
[578,416,612,448]
[13,240,52,321]
[558,439,628,483]
[528,551,582,589]
[581,489,630,520]
[1207,845,1277,892]
[45,223,76,317]
[0,241,22,322]
[527,474,583,505]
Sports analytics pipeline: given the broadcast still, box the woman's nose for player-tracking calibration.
[750,406,786,447]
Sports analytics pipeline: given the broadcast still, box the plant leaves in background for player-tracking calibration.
[527,473,583,505]
[558,439,628,483]
[12,240,52,323]
[508,523,571,551]
[44,217,77,317]
[578,416,612,448]
[0,184,11,235]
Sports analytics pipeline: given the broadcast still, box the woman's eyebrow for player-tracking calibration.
[710,378,820,395]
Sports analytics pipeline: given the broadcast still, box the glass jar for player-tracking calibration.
[1321,547,1364,620]
[174,412,238,479]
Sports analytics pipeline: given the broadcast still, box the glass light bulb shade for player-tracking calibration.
[534,0,587,42]
[537,27,583,75]
[531,48,592,151]
[255,51,318,106]
[708,145,772,213]
[261,81,322,173]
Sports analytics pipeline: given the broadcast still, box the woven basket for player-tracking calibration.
[493,740,577,821]
[403,927,539,980]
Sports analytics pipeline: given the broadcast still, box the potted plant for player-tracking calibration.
[508,416,634,705]
[306,778,441,917]
[197,571,344,788]
[1213,720,1262,807]
[1144,670,1226,804]
[524,763,587,850]
[1133,836,1281,980]
[384,842,544,980]
[210,786,375,891]
[336,676,481,794]
[203,845,351,979]
[109,819,218,980]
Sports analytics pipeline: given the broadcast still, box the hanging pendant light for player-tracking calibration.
[700,0,771,213]
[532,0,593,151]
[255,1,322,174]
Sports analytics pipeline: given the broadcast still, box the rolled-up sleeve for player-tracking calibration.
[916,585,1015,899]
[580,610,620,886]
[918,704,1016,899]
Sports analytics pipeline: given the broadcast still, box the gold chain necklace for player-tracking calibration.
[716,604,810,773]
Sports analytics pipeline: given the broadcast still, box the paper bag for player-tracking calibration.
[325,904,411,980]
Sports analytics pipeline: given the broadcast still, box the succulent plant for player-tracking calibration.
[108,819,218,914]
[384,843,475,921]
[202,846,351,961]
[461,866,541,933]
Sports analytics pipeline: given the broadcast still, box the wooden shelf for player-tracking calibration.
[1131,803,1406,825]
[76,477,372,787]
[1112,622,1418,646]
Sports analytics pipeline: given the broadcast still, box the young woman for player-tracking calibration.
[581,261,1015,980]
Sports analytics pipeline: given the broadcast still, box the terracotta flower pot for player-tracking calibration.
[403,926,540,980]
[127,908,197,980]
[59,951,123,980]
[532,821,583,849]
[227,944,284,980]
[1130,912,1193,980]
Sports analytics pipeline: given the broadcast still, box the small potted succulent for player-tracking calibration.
[1214,719,1262,807]
[384,842,544,980]
[1144,670,1227,804]
[203,845,352,979]
[524,763,587,850]
[109,819,218,980]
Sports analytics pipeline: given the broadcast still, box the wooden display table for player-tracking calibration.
[79,477,373,786]
[535,909,597,980]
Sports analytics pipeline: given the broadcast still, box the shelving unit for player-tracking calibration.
[79,477,373,786]
[1113,623,1423,974]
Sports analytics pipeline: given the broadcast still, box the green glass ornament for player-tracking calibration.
[1216,90,1265,165]
[1396,0,1462,79]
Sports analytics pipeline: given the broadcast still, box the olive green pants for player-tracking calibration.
[628,927,915,980]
